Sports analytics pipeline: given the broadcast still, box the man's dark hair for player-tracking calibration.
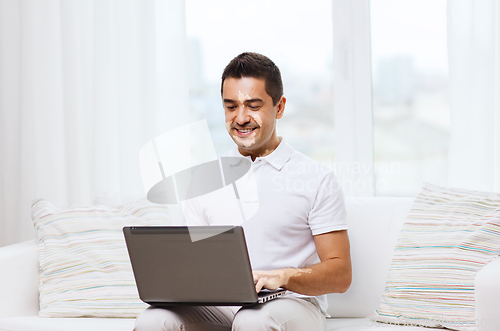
[221,52,283,106]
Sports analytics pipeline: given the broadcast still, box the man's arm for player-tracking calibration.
[253,230,352,296]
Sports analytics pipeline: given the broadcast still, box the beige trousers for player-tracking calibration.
[134,297,327,331]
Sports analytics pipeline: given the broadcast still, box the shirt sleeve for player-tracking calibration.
[307,171,348,236]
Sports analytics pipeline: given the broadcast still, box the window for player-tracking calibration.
[186,0,450,197]
[370,0,450,196]
[185,0,335,161]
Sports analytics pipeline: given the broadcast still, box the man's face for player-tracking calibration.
[222,77,285,158]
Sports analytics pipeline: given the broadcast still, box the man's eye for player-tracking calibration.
[249,105,260,110]
[226,105,236,110]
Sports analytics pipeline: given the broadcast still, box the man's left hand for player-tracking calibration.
[252,269,300,293]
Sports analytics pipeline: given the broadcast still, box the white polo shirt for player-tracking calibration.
[182,139,348,314]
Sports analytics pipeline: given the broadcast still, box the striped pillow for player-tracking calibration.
[32,198,172,318]
[372,183,500,330]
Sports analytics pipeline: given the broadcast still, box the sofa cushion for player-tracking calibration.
[0,241,39,318]
[327,197,414,317]
[32,198,172,318]
[0,316,136,331]
[326,317,445,331]
[372,183,500,330]
[0,316,443,331]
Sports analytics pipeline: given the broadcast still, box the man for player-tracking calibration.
[135,52,351,331]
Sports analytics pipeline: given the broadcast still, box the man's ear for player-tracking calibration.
[276,96,286,119]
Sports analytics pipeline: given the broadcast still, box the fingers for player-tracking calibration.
[252,269,288,292]
[252,271,259,283]
[255,277,266,293]
[253,271,269,292]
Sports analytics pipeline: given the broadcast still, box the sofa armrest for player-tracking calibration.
[0,240,39,317]
[475,256,500,331]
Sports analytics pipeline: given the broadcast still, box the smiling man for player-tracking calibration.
[134,52,351,331]
[223,75,284,159]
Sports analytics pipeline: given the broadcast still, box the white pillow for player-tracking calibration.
[372,183,500,330]
[32,198,172,318]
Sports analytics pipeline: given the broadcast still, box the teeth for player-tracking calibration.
[238,129,254,133]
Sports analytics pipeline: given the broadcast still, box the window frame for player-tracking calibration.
[332,0,375,197]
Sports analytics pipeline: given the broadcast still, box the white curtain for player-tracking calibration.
[447,0,500,193]
[0,0,190,247]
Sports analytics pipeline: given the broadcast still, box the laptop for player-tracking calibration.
[123,225,286,307]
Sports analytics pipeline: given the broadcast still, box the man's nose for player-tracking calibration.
[235,106,251,125]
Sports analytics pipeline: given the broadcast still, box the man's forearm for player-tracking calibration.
[253,230,352,296]
[253,258,351,296]
[284,258,351,296]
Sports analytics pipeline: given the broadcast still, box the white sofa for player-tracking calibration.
[1,197,499,331]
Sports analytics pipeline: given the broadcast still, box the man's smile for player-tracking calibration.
[234,127,258,137]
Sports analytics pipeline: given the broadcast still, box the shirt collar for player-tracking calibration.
[226,138,293,171]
